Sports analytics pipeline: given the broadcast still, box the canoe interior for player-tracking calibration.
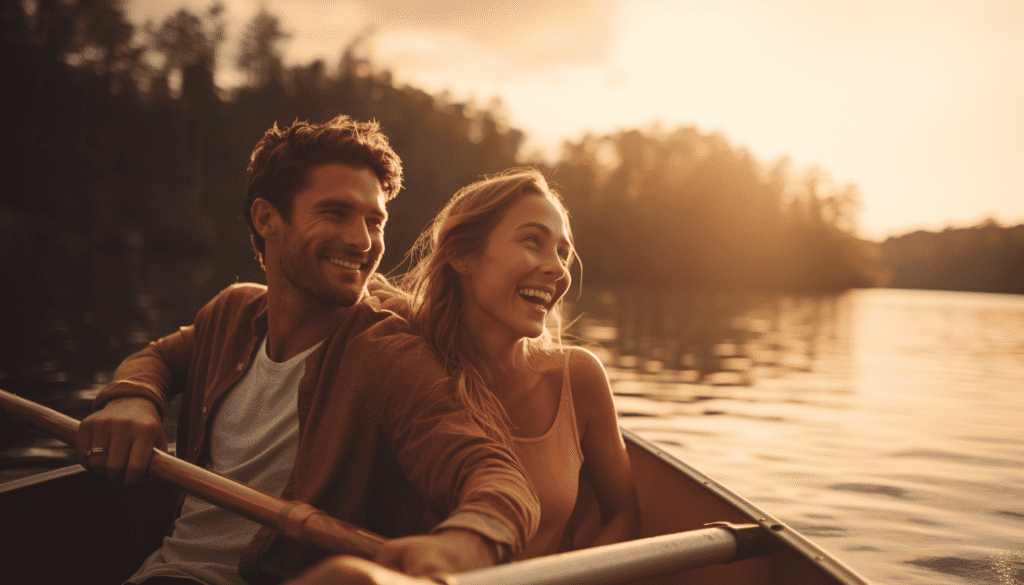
[0,430,866,585]
[619,428,866,585]
[0,465,179,584]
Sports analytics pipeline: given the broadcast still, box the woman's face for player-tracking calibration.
[457,193,573,344]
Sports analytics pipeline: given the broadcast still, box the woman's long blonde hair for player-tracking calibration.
[396,168,577,439]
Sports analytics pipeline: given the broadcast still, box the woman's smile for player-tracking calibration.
[518,287,554,305]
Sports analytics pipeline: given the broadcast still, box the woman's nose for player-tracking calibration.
[541,253,569,281]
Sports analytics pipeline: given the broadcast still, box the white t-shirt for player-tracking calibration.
[129,336,321,585]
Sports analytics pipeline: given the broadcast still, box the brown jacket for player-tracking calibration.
[95,283,538,583]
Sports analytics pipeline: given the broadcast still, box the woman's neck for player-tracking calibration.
[458,326,533,399]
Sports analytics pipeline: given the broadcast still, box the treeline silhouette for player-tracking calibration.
[550,130,877,291]
[1,1,881,391]
[2,0,878,281]
[879,220,1024,295]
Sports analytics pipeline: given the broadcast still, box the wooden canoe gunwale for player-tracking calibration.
[0,461,86,494]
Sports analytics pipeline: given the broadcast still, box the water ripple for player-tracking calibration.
[907,555,1024,585]
[828,482,914,500]
[889,449,1022,468]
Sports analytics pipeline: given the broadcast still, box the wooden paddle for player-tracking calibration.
[443,522,772,585]
[0,388,386,558]
[287,523,775,585]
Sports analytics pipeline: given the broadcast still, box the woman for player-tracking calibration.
[373,168,640,558]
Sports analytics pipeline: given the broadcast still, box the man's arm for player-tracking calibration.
[371,335,540,576]
[76,324,194,483]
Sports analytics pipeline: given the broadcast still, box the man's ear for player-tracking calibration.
[250,198,281,242]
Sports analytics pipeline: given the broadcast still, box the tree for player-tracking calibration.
[142,3,223,93]
[237,8,288,88]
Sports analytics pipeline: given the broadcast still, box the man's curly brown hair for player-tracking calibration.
[241,115,403,264]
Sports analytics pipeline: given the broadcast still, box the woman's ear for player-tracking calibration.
[251,198,280,242]
[449,256,471,276]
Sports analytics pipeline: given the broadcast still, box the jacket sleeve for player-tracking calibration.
[377,335,540,560]
[92,324,195,418]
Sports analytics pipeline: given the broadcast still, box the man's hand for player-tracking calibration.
[76,396,166,484]
[374,529,499,577]
[284,556,438,585]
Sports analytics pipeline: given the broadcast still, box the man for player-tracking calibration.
[76,115,539,585]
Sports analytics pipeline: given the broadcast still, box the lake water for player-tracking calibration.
[4,284,1022,584]
[564,288,1024,585]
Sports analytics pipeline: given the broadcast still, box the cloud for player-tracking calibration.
[357,0,620,81]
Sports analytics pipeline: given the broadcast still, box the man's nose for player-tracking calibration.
[342,220,373,252]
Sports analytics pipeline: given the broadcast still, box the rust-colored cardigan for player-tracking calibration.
[94,283,539,583]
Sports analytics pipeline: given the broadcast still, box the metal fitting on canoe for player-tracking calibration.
[704,522,780,563]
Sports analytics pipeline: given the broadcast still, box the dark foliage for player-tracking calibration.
[880,221,1024,294]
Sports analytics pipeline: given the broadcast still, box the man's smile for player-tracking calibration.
[328,257,363,270]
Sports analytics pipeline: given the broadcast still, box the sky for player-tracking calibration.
[126,0,1024,241]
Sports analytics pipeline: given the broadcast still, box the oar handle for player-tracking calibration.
[0,388,80,443]
[0,389,386,558]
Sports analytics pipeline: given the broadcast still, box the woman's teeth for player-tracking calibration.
[518,288,552,304]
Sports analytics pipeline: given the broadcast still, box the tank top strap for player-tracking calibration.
[561,349,582,448]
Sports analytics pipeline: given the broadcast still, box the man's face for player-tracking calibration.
[269,162,387,309]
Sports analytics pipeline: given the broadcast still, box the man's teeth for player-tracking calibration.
[328,258,361,270]
[518,288,553,303]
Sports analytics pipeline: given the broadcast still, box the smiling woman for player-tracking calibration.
[371,168,642,558]
[453,191,572,345]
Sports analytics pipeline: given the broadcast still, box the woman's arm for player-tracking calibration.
[569,347,641,548]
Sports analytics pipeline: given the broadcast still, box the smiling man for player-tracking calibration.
[75,116,539,585]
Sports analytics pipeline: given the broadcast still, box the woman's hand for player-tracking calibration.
[375,529,498,577]
[284,556,438,585]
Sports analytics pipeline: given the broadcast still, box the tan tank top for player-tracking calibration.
[511,352,584,558]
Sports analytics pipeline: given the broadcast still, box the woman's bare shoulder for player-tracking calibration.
[533,345,600,371]
[565,346,610,385]
[561,346,615,436]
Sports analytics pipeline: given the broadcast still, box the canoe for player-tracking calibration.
[611,428,867,584]
[0,425,868,585]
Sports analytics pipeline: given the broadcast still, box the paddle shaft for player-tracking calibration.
[0,389,386,558]
[447,525,758,585]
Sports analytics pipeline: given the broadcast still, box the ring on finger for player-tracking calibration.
[85,447,108,457]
